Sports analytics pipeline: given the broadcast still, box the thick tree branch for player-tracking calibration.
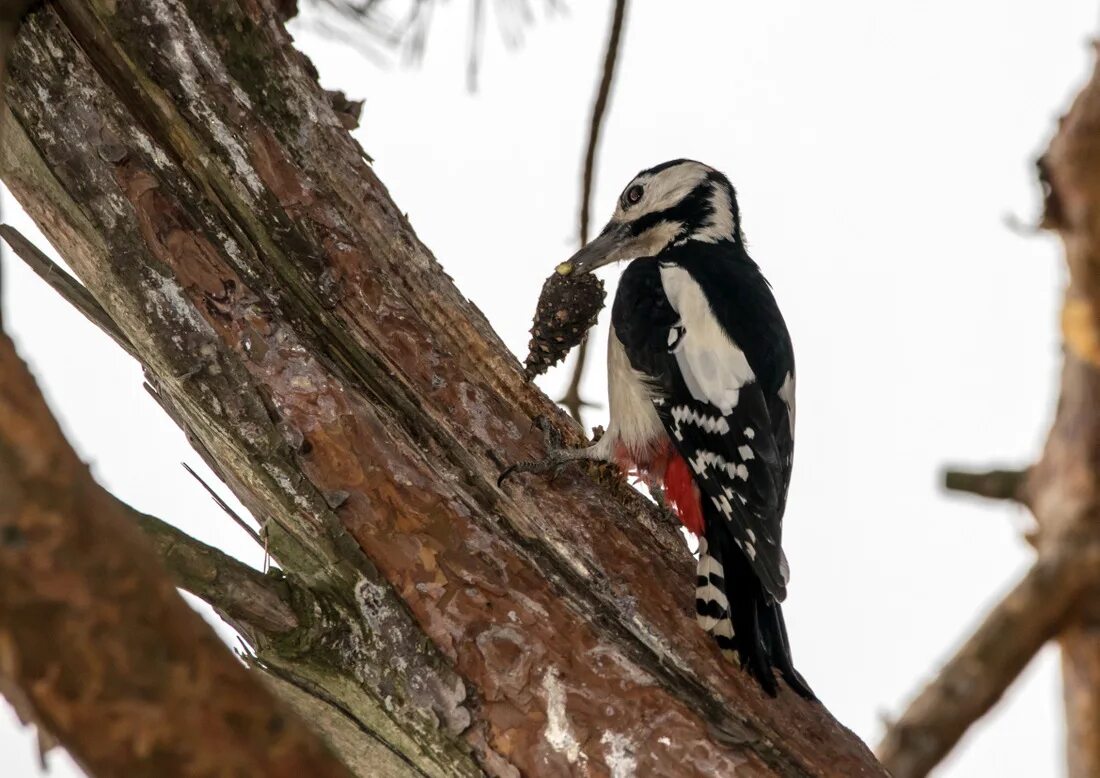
[0,330,353,777]
[877,545,1100,778]
[120,498,299,635]
[1062,623,1100,778]
[0,1,35,327]
[1038,45,1100,775]
[558,0,627,423]
[880,40,1100,778]
[0,1,884,775]
[120,497,480,778]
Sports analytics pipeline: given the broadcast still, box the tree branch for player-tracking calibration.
[120,497,481,778]
[1037,43,1100,775]
[881,37,1100,778]
[558,0,627,423]
[0,2,42,329]
[0,2,885,775]
[0,330,353,777]
[943,467,1029,504]
[119,497,298,636]
[877,545,1100,778]
[0,224,137,359]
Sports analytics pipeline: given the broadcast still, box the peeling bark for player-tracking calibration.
[0,1,884,775]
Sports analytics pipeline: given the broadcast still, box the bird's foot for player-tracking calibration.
[498,416,596,487]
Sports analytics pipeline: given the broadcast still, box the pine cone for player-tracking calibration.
[523,265,606,378]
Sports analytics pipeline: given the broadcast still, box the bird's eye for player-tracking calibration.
[625,184,644,206]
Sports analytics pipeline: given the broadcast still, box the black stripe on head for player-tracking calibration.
[628,178,714,237]
[705,171,743,243]
[638,158,698,177]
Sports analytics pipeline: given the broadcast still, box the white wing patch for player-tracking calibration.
[658,264,754,415]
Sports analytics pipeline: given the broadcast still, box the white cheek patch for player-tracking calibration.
[692,185,737,244]
[631,220,684,258]
[612,162,712,223]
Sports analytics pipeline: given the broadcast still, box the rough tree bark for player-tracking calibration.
[0,331,355,777]
[877,41,1100,778]
[0,1,884,776]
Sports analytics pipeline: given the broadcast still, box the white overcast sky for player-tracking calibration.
[2,1,1097,775]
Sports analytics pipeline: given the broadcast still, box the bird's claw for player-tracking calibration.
[497,415,577,488]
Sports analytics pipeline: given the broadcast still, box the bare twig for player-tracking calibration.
[310,0,550,84]
[558,337,595,422]
[0,224,138,359]
[877,545,1100,778]
[943,467,1029,504]
[466,0,484,91]
[558,0,627,423]
[181,461,264,547]
[576,0,627,247]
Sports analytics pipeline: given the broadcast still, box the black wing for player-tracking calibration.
[670,247,796,520]
[613,252,794,601]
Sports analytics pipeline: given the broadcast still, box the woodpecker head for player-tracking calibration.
[562,159,742,276]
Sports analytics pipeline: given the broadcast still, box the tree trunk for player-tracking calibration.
[877,39,1100,778]
[0,1,884,775]
[1039,58,1100,775]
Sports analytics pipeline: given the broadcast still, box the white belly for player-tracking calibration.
[596,326,665,460]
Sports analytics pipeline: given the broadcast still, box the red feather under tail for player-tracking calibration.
[663,452,705,537]
[613,440,704,537]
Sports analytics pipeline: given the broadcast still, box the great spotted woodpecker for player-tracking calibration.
[503,160,813,698]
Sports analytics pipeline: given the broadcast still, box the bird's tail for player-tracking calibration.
[696,524,815,699]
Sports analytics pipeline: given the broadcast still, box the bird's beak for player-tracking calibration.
[560,221,635,275]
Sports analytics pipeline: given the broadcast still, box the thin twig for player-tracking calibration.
[466,0,484,91]
[558,338,594,423]
[943,467,1029,504]
[0,224,139,359]
[558,0,628,423]
[181,462,264,547]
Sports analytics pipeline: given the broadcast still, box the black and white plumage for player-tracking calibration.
[503,160,811,698]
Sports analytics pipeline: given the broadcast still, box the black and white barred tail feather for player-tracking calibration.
[696,524,815,699]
